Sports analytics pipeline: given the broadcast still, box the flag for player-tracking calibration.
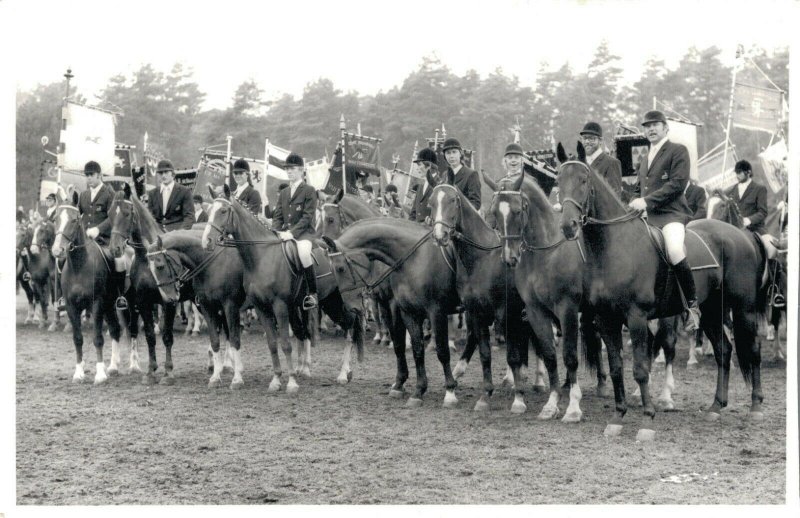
[697,144,737,192]
[758,139,788,193]
[58,101,116,175]
[325,146,359,195]
[665,119,699,180]
[305,157,330,191]
[733,83,783,133]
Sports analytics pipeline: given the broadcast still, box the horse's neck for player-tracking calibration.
[231,202,277,270]
[169,237,205,269]
[135,200,162,243]
[454,195,499,266]
[523,193,560,246]
[67,225,90,268]
[344,197,380,221]
[342,223,426,266]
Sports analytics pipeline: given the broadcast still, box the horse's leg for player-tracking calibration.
[191,303,202,336]
[505,313,527,414]
[687,328,702,367]
[379,299,392,347]
[699,294,730,420]
[388,304,409,397]
[275,301,299,394]
[580,309,608,396]
[560,304,583,423]
[627,309,655,422]
[105,295,123,377]
[254,307,282,393]
[731,305,764,420]
[23,281,35,324]
[596,316,627,433]
[654,317,678,411]
[160,303,177,384]
[204,304,224,388]
[67,303,86,382]
[472,311,494,412]
[321,292,358,384]
[91,299,108,385]
[222,301,244,390]
[139,299,159,385]
[453,313,478,379]
[526,306,560,420]
[403,310,428,407]
[432,309,458,408]
[126,295,142,374]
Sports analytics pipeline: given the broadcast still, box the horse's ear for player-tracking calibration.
[480,169,497,192]
[321,235,337,252]
[207,183,216,199]
[223,183,231,199]
[71,191,79,206]
[577,141,587,163]
[123,182,132,199]
[446,168,455,186]
[556,142,568,164]
[156,235,163,250]
[511,171,524,192]
[334,188,344,204]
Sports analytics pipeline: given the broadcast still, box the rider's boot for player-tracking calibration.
[302,266,318,310]
[674,258,700,332]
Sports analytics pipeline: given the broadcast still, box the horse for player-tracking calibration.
[320,189,394,348]
[486,169,613,422]
[202,184,364,390]
[17,224,37,324]
[428,169,562,416]
[28,219,65,331]
[51,191,135,383]
[557,141,769,435]
[322,218,463,408]
[109,185,195,385]
[707,189,786,360]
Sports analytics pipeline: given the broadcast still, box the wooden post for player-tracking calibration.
[340,114,347,193]
[721,45,744,185]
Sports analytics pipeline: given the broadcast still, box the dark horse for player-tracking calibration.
[203,184,363,391]
[557,142,769,434]
[320,189,394,349]
[109,185,193,385]
[17,224,37,324]
[52,191,130,383]
[486,170,610,421]
[428,169,562,416]
[323,218,462,407]
[28,219,64,331]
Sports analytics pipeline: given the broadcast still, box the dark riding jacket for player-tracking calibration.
[590,152,623,198]
[447,164,482,210]
[234,184,263,217]
[147,182,194,232]
[633,139,692,228]
[726,180,768,235]
[685,183,707,220]
[272,181,317,240]
[78,183,115,245]
[409,181,434,223]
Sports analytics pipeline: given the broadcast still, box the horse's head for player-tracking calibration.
[30,219,55,256]
[429,169,462,247]
[489,171,526,267]
[201,183,235,251]
[110,185,137,258]
[146,235,182,303]
[16,223,32,255]
[556,141,592,239]
[321,189,347,238]
[322,235,367,294]
[706,189,742,228]
[52,191,81,259]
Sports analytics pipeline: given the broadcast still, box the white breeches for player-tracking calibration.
[296,239,314,268]
[662,222,686,265]
[759,234,778,260]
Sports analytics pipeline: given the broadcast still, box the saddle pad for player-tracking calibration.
[648,226,719,270]
[282,240,325,277]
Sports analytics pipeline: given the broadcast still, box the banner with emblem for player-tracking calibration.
[733,83,783,133]
[58,101,116,175]
[697,144,737,192]
[38,159,60,201]
[758,139,788,193]
[193,151,230,202]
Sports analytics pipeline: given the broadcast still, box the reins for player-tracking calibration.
[433,185,501,251]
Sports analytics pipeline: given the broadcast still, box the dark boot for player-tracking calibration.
[674,258,700,332]
[302,266,318,310]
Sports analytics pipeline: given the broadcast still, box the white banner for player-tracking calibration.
[306,157,329,190]
[666,119,698,181]
[758,139,788,193]
[58,101,116,176]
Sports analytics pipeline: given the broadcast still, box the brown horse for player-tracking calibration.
[557,141,769,435]
[17,224,37,324]
[428,169,561,415]
[323,218,462,407]
[52,191,131,383]
[28,219,65,331]
[487,169,612,421]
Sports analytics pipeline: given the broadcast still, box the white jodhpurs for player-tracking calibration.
[295,239,314,268]
[662,222,686,265]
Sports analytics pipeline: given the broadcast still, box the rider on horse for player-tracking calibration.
[628,110,701,331]
[272,152,319,310]
[580,122,623,198]
[231,158,263,217]
[442,137,482,210]
[409,147,440,224]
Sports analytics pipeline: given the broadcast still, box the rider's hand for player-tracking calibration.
[86,227,100,239]
[278,231,293,241]
[743,217,752,227]
[628,198,647,212]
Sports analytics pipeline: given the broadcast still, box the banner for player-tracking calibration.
[758,139,788,193]
[344,133,381,176]
[193,152,230,202]
[38,160,60,201]
[697,145,737,192]
[666,119,699,181]
[733,83,783,133]
[325,147,359,195]
[614,134,650,176]
[58,101,116,175]
[306,157,330,191]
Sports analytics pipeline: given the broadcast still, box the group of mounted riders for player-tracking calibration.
[16,107,788,431]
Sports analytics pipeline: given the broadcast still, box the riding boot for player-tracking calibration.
[768,261,785,308]
[302,266,318,310]
[674,258,700,332]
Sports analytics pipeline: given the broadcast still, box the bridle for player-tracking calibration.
[146,247,185,289]
[111,199,147,249]
[207,196,282,247]
[432,184,500,251]
[559,160,642,227]
[322,203,349,236]
[54,205,87,252]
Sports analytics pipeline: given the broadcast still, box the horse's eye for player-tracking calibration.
[336,266,345,273]
[326,217,335,224]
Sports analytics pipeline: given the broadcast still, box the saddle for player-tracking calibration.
[281,239,330,279]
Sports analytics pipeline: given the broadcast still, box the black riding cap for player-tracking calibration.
[504,143,524,156]
[84,160,102,176]
[641,110,667,126]
[734,159,753,174]
[156,159,175,174]
[285,152,304,168]
[232,158,250,174]
[442,138,462,152]
[413,147,437,164]
[580,122,603,138]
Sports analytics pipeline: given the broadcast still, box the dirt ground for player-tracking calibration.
[15,293,787,505]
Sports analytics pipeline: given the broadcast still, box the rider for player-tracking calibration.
[231,158,263,217]
[147,159,194,231]
[45,193,58,223]
[442,137,482,210]
[272,152,319,309]
[628,110,700,331]
[408,147,439,224]
[580,122,622,198]
[503,142,525,178]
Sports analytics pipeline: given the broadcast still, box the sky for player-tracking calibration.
[4,0,796,110]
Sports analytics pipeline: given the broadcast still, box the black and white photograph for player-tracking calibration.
[2,0,798,511]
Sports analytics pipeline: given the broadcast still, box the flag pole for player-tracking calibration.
[226,135,233,187]
[339,114,347,194]
[721,45,744,184]
[264,137,270,211]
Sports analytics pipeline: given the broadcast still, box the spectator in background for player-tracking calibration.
[193,194,208,223]
[684,179,707,220]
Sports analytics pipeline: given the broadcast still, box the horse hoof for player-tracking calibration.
[72,373,85,383]
[596,384,609,398]
[267,379,281,393]
[656,399,675,411]
[405,397,423,408]
[336,373,350,385]
[704,411,721,422]
[107,366,119,376]
[142,374,156,385]
[749,411,765,422]
[442,392,458,408]
[636,428,656,442]
[129,363,143,375]
[604,424,623,437]
[562,411,582,423]
[208,378,221,389]
[537,406,559,420]
[159,375,176,386]
[94,374,108,385]
[473,399,490,412]
[191,330,200,337]
[686,359,699,369]
[230,380,244,390]
[510,401,527,414]
[286,379,299,394]
[501,376,513,388]
[388,388,405,399]
[381,339,391,348]
[300,367,312,378]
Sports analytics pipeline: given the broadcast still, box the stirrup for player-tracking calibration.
[22,272,31,282]
[771,292,786,309]
[684,303,701,332]
[115,296,129,311]
[302,294,318,310]
[56,298,66,311]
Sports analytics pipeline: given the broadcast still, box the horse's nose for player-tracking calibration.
[562,219,579,239]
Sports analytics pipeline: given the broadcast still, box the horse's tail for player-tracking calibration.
[579,312,603,374]
[350,306,364,363]
[751,232,770,318]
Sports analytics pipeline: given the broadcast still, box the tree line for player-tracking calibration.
[16,43,789,208]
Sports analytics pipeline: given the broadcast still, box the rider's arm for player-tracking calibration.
[644,145,689,211]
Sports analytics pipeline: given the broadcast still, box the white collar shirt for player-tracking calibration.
[647,137,669,168]
[737,178,752,198]
[90,183,104,202]
[587,148,603,166]
[451,164,463,176]
[235,183,248,199]
[290,180,303,198]
[160,182,174,206]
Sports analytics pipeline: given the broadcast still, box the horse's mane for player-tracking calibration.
[156,229,205,252]
[347,216,429,235]
[112,189,162,240]
[340,193,382,217]
[229,195,279,236]
[584,165,629,211]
